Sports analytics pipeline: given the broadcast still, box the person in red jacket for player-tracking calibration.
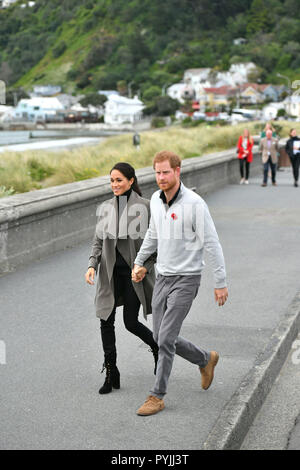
[237,129,254,185]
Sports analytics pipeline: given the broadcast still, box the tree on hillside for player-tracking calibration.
[246,0,269,35]
[79,93,107,107]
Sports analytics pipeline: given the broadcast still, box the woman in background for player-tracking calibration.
[285,128,300,187]
[260,122,277,139]
[237,128,254,185]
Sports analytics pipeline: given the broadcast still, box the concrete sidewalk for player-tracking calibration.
[0,167,300,450]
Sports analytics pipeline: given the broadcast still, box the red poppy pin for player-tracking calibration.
[171,213,177,220]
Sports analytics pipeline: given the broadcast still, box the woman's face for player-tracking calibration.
[291,129,297,137]
[243,129,249,138]
[110,169,133,196]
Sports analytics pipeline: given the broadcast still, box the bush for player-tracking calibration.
[143,86,161,102]
[27,158,55,182]
[52,40,67,58]
[0,185,15,198]
[151,117,166,128]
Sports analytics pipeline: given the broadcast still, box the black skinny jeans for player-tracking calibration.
[290,155,300,182]
[100,266,157,363]
[239,157,250,180]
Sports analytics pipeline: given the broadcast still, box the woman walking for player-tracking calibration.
[285,129,300,187]
[237,128,254,184]
[85,163,158,394]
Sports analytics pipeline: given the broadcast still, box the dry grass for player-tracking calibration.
[0,121,299,197]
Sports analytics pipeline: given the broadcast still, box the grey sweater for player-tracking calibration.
[134,183,227,288]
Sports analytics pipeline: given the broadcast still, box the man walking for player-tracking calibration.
[259,129,279,187]
[132,150,228,416]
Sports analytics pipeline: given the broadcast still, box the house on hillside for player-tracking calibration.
[55,93,83,109]
[167,83,194,103]
[284,96,300,117]
[1,0,18,7]
[31,85,62,97]
[261,85,286,102]
[14,97,64,121]
[239,83,266,104]
[233,38,247,46]
[197,86,234,109]
[104,94,144,125]
[98,90,120,98]
[184,69,212,88]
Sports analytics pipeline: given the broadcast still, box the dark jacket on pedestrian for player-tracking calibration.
[285,135,300,159]
[88,190,156,321]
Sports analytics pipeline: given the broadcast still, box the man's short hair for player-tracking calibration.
[153,150,182,169]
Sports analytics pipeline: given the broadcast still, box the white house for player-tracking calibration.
[98,90,120,98]
[284,96,300,117]
[167,83,194,103]
[1,0,17,7]
[0,105,14,122]
[32,85,62,97]
[104,94,144,125]
[184,68,212,88]
[14,97,64,121]
[262,102,285,120]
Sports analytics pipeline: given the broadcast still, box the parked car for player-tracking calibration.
[175,110,190,120]
[192,111,206,120]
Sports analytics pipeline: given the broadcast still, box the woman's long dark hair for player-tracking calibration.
[110,162,142,196]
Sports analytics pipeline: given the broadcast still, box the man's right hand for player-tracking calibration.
[132,264,147,283]
[85,267,95,285]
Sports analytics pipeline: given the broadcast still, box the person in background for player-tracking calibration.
[237,128,254,185]
[285,129,300,188]
[85,163,158,395]
[260,122,277,139]
[259,129,279,187]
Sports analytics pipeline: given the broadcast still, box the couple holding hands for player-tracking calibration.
[85,150,228,416]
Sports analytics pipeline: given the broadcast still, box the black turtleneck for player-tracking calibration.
[115,188,132,271]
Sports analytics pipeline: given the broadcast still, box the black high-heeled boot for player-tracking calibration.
[99,361,120,394]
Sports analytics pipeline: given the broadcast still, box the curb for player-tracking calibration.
[202,289,300,450]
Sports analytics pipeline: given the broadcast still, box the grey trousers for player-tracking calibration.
[150,274,210,399]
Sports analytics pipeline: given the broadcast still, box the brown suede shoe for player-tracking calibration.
[199,351,219,390]
[136,395,165,416]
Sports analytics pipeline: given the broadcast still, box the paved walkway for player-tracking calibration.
[0,167,300,450]
[241,332,300,450]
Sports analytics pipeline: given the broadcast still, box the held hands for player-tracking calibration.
[85,267,95,285]
[132,264,147,283]
[214,287,228,307]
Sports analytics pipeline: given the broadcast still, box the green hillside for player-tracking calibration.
[0,0,300,97]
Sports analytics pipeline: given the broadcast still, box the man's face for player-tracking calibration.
[266,130,273,139]
[155,160,180,192]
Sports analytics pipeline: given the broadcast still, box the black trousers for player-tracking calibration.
[239,158,250,180]
[263,156,276,184]
[100,267,157,363]
[290,155,300,182]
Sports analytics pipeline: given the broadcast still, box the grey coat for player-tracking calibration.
[88,190,156,320]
